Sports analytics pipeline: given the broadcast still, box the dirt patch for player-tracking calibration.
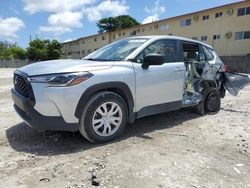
[0,68,249,187]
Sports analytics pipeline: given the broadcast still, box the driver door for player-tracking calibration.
[132,39,186,116]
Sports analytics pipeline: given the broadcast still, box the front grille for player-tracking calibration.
[14,73,30,98]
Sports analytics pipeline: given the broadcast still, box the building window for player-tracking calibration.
[235,32,244,40]
[113,34,118,39]
[180,19,191,27]
[213,35,221,40]
[102,36,106,40]
[237,7,250,16]
[130,30,137,36]
[87,49,91,53]
[118,33,121,37]
[81,50,85,55]
[201,36,207,41]
[215,12,223,18]
[235,31,250,40]
[160,24,169,30]
[142,28,145,32]
[245,31,250,39]
[202,15,209,20]
[192,36,198,40]
[123,32,126,36]
[94,38,97,42]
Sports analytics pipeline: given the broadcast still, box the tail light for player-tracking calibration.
[223,65,229,72]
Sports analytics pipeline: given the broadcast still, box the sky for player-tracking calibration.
[0,0,242,47]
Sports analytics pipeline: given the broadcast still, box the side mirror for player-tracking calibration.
[142,53,165,69]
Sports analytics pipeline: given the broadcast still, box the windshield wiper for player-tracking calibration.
[84,58,97,61]
[84,58,122,61]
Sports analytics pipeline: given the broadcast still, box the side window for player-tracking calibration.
[181,42,205,62]
[135,40,178,63]
[202,46,214,61]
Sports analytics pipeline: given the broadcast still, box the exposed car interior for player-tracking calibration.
[181,42,207,105]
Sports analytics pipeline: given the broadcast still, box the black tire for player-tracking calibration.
[79,91,128,143]
[204,88,221,114]
[219,86,226,98]
[195,87,221,115]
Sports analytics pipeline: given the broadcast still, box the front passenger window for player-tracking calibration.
[135,40,178,63]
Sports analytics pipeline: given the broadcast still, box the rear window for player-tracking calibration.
[202,46,214,61]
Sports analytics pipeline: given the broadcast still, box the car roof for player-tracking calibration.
[129,35,214,50]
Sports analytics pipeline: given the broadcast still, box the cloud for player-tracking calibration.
[0,17,25,39]
[39,26,72,36]
[145,0,165,15]
[63,38,77,43]
[142,15,159,24]
[25,0,129,36]
[39,11,83,36]
[48,11,83,27]
[143,0,165,24]
[23,0,95,14]
[83,0,129,22]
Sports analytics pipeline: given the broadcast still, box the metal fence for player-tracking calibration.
[1,56,250,73]
[220,55,250,73]
[0,59,30,68]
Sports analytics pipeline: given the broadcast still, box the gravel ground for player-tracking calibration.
[0,68,249,188]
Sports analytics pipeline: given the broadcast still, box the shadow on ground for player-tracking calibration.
[6,108,200,156]
[221,107,249,114]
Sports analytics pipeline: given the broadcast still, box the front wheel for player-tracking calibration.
[79,91,128,143]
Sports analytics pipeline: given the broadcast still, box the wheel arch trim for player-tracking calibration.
[75,82,135,123]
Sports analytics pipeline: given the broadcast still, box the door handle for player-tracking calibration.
[174,67,185,72]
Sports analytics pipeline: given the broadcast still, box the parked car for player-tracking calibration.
[11,36,250,143]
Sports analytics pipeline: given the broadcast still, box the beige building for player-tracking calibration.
[62,1,250,59]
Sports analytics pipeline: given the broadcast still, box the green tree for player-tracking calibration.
[26,39,62,61]
[0,41,13,59]
[97,15,140,33]
[27,39,47,61]
[9,46,27,59]
[46,40,62,60]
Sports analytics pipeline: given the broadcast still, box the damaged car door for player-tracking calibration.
[223,72,250,96]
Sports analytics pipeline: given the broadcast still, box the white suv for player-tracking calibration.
[12,36,250,143]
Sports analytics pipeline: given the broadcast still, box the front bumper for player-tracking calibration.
[11,89,79,132]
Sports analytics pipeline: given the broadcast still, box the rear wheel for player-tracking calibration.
[79,91,128,143]
[195,88,221,115]
[204,88,221,114]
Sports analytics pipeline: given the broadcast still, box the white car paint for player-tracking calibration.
[15,35,223,124]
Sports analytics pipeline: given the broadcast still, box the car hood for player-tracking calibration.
[18,59,114,76]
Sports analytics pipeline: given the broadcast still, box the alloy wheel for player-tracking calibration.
[92,102,123,137]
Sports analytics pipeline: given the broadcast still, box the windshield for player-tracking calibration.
[83,38,148,61]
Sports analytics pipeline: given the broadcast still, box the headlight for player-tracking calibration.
[28,72,93,87]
